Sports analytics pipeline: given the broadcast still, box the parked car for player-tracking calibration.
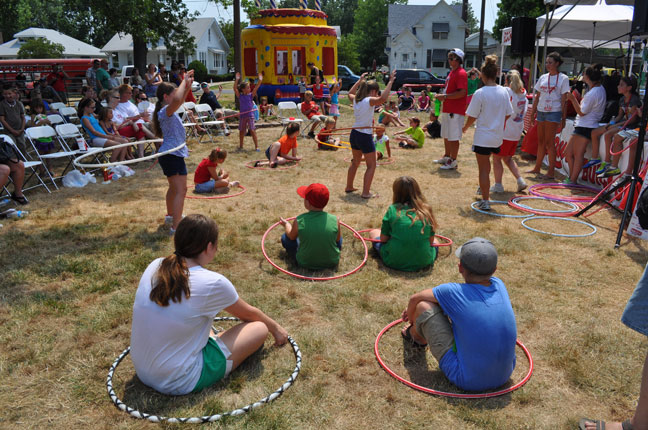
[337,65,360,91]
[386,69,445,92]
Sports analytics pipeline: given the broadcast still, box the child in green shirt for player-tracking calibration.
[394,117,425,148]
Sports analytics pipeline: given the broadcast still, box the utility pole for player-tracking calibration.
[462,0,469,37]
[234,0,241,74]
[478,0,486,65]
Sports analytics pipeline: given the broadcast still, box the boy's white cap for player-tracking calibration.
[448,48,465,60]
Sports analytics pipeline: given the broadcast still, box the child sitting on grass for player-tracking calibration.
[317,117,340,151]
[378,101,405,127]
[394,117,425,148]
[369,176,438,272]
[417,90,430,112]
[193,148,240,194]
[425,110,441,138]
[255,122,302,168]
[373,124,391,159]
[258,96,274,117]
[279,183,341,270]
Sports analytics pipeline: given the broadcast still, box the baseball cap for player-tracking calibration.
[455,237,497,276]
[297,183,329,209]
[448,48,465,60]
[200,82,209,88]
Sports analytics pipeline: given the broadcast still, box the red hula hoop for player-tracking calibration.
[261,217,368,281]
[186,184,247,200]
[375,318,534,399]
[343,156,395,166]
[245,160,300,170]
[507,196,584,217]
[354,229,453,247]
[581,178,618,217]
[528,183,600,203]
[609,137,637,156]
[142,159,159,173]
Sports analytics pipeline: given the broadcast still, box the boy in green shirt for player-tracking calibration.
[394,117,425,148]
[280,183,342,270]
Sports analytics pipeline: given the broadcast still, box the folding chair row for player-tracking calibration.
[0,134,51,194]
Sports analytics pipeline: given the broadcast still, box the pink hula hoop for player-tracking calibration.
[610,137,637,156]
[354,229,453,247]
[375,318,534,398]
[261,217,368,281]
[245,160,300,170]
[528,183,600,203]
[186,184,247,200]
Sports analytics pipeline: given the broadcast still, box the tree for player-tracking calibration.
[218,18,249,70]
[492,0,545,42]
[451,0,479,35]
[352,0,405,68]
[17,38,65,59]
[337,35,360,71]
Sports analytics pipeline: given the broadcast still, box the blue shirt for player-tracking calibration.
[433,277,517,391]
[82,115,106,140]
[157,105,188,158]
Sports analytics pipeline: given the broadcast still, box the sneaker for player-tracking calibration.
[583,158,602,169]
[169,227,176,236]
[601,166,621,178]
[489,183,505,193]
[440,159,458,170]
[516,177,528,192]
[434,155,450,164]
[477,200,491,211]
[562,178,573,185]
[595,162,609,175]
[164,215,173,225]
[229,180,240,188]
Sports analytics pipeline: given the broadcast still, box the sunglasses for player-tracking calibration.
[111,96,119,99]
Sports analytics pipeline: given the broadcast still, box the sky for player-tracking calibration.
[183,0,498,32]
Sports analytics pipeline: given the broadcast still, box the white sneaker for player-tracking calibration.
[440,159,458,170]
[164,215,173,225]
[489,183,504,193]
[434,155,450,164]
[477,200,491,211]
[516,177,528,192]
[229,180,240,188]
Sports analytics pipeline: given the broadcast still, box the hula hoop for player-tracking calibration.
[73,139,175,169]
[106,317,302,423]
[508,196,584,217]
[344,156,395,165]
[609,137,637,156]
[314,136,351,150]
[330,126,381,133]
[528,183,600,203]
[354,228,453,247]
[470,200,532,218]
[186,184,247,200]
[521,216,597,237]
[245,160,299,170]
[375,318,533,399]
[261,217,368,281]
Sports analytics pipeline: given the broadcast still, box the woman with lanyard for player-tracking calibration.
[528,52,570,180]
[345,70,395,199]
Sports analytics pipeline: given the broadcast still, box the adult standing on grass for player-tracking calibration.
[151,70,193,235]
[96,59,111,94]
[580,261,648,430]
[345,70,395,199]
[527,52,569,180]
[433,48,468,171]
[131,214,288,395]
[46,64,70,104]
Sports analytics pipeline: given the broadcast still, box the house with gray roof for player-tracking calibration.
[386,0,465,76]
[0,28,105,59]
[102,17,229,74]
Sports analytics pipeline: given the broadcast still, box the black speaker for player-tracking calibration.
[632,0,648,36]
[511,17,537,55]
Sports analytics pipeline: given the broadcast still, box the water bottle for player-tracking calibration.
[0,198,10,207]
[7,210,28,219]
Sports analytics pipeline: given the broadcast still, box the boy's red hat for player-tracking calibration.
[297,183,329,209]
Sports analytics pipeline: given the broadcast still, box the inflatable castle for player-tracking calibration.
[241,1,338,103]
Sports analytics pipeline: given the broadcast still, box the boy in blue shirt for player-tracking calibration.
[401,237,517,391]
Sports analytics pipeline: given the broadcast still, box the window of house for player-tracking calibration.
[432,22,449,40]
[322,47,335,75]
[412,27,416,35]
[402,53,408,62]
[426,49,431,69]
[199,51,207,66]
[432,49,446,68]
[244,48,257,76]
[275,48,288,75]
[208,29,211,42]
[127,53,133,65]
[111,53,119,68]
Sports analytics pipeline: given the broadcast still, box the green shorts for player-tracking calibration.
[192,336,233,393]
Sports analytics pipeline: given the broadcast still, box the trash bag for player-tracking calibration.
[108,165,135,180]
[62,170,96,188]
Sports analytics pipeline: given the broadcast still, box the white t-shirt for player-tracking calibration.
[130,258,239,395]
[465,85,513,148]
[503,87,528,141]
[534,73,570,113]
[352,97,374,135]
[574,85,606,129]
[114,101,144,126]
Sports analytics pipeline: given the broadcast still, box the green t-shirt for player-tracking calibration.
[374,134,389,156]
[380,204,437,272]
[404,126,425,148]
[467,77,479,96]
[96,68,111,91]
[296,211,340,270]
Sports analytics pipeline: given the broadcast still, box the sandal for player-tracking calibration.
[578,418,633,430]
[345,188,358,193]
[401,325,427,348]
[11,193,28,205]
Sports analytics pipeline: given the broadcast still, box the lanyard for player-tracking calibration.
[546,73,559,94]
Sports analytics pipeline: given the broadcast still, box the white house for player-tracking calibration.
[0,27,105,59]
[102,18,230,74]
[464,30,500,70]
[385,0,465,76]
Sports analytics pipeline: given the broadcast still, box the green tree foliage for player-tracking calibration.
[492,0,546,42]
[337,35,360,71]
[451,0,479,35]
[218,18,249,69]
[352,0,405,68]
[17,38,65,59]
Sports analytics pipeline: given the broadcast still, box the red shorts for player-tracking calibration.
[498,139,518,157]
[118,124,145,140]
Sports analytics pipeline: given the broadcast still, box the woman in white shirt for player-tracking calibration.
[131,214,288,395]
[563,64,607,184]
[528,52,570,180]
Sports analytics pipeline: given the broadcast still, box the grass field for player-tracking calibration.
[1,92,647,430]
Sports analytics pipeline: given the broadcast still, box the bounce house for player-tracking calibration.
[241,8,338,103]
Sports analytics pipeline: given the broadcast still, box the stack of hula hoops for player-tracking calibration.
[470,183,603,238]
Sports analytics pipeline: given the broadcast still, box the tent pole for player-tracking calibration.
[590,22,596,65]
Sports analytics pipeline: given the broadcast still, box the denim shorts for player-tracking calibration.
[621,262,648,337]
[350,129,375,154]
[195,179,215,193]
[537,111,562,123]
[573,126,594,140]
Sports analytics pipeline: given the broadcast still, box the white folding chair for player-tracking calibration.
[194,104,225,143]
[58,107,81,128]
[174,106,199,140]
[55,123,106,171]
[297,103,323,137]
[46,114,66,127]
[277,102,304,137]
[50,102,67,112]
[0,134,51,194]
[25,126,78,189]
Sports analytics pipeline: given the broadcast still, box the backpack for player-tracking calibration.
[636,184,648,230]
